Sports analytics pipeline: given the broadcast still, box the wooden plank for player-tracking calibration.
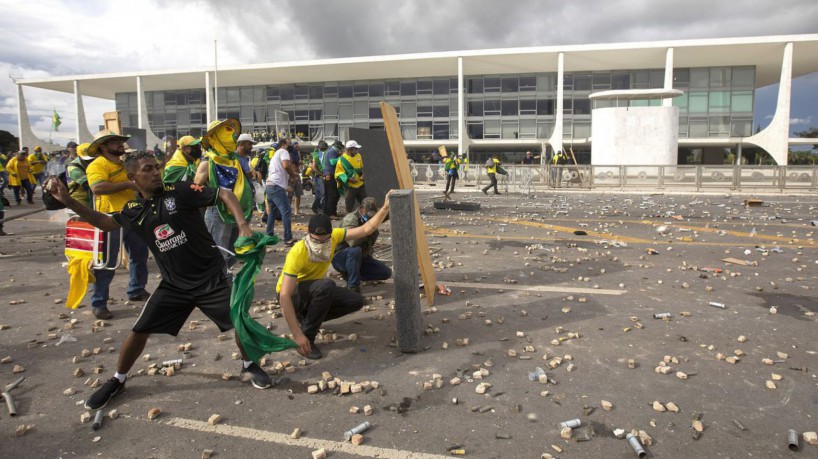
[380,101,436,306]
[103,111,122,134]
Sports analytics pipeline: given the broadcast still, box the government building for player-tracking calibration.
[16,34,818,165]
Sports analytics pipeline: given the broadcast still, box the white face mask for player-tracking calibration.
[304,235,333,262]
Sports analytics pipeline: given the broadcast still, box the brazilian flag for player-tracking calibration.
[335,155,362,194]
[206,150,253,224]
[230,232,297,363]
[163,150,198,184]
[52,110,62,131]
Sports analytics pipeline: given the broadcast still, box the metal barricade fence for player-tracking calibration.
[406,163,818,192]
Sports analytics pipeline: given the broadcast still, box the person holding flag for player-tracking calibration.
[334,140,367,214]
[194,119,254,272]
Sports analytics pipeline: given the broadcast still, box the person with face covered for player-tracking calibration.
[163,136,203,184]
[335,140,368,214]
[86,130,151,319]
[277,199,391,360]
[194,119,254,272]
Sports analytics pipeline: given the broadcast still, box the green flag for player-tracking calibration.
[52,110,62,131]
[230,232,297,363]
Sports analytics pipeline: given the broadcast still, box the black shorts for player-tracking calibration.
[132,275,233,336]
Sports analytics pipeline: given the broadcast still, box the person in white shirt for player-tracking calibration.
[265,137,297,245]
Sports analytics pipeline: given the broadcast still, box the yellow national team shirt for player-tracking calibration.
[87,155,135,213]
[29,153,47,175]
[276,228,347,293]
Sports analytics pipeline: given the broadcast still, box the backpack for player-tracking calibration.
[485,158,494,167]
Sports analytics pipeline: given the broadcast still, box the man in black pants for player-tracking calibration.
[321,140,342,218]
[277,203,391,360]
[45,152,286,411]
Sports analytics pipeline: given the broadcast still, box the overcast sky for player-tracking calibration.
[1,0,817,146]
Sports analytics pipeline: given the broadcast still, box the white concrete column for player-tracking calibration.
[74,80,94,142]
[457,57,465,158]
[136,76,163,150]
[16,84,56,151]
[137,76,146,129]
[205,71,213,126]
[663,48,674,107]
[548,52,565,157]
[746,42,793,165]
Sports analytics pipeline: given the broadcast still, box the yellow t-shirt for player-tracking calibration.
[87,155,135,213]
[276,228,347,293]
[29,153,47,175]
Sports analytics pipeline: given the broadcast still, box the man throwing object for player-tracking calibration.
[46,152,281,412]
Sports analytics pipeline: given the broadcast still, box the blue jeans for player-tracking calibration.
[205,206,238,268]
[331,246,392,289]
[311,176,325,213]
[265,184,292,241]
[91,227,149,310]
[12,180,34,204]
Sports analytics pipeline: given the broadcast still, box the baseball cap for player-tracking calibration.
[77,143,94,160]
[237,133,256,144]
[178,135,202,148]
[345,140,362,149]
[308,214,333,236]
[360,197,379,219]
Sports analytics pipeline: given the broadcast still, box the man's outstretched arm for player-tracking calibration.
[45,177,119,232]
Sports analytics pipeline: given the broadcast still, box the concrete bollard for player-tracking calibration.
[389,190,422,353]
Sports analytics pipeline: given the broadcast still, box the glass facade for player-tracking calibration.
[114,66,755,141]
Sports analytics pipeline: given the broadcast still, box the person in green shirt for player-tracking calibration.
[443,153,461,196]
[65,143,95,208]
[162,136,202,184]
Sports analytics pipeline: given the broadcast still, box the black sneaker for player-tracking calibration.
[284,239,297,246]
[85,377,125,410]
[128,291,151,302]
[241,362,272,389]
[306,341,323,360]
[93,307,113,320]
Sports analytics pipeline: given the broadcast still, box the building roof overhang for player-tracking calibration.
[17,34,818,100]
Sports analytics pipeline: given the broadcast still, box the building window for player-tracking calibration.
[673,69,690,88]
[501,77,518,93]
[369,83,384,97]
[338,85,353,98]
[612,72,630,89]
[280,86,294,101]
[709,115,730,136]
[537,74,556,91]
[592,73,611,90]
[369,104,382,119]
[484,77,501,93]
[689,117,708,137]
[710,68,731,88]
[433,78,449,95]
[309,85,324,100]
[385,81,400,96]
[401,102,416,118]
[519,119,536,138]
[501,100,518,116]
[267,86,280,101]
[400,81,416,96]
[467,77,483,94]
[537,99,554,115]
[353,84,368,97]
[467,121,483,139]
[417,80,433,95]
[731,117,753,137]
[417,121,433,139]
[649,70,664,88]
[354,101,368,119]
[483,99,501,116]
[520,99,536,115]
[519,76,537,92]
[484,120,501,138]
[323,84,338,98]
[433,122,449,139]
[574,99,591,115]
[672,93,688,113]
[537,121,553,138]
[732,67,755,87]
[417,105,433,118]
[501,120,518,139]
[574,74,591,91]
[708,91,730,112]
[433,105,449,117]
[690,68,709,89]
[468,100,483,116]
[731,91,753,112]
[401,122,417,140]
[688,92,708,113]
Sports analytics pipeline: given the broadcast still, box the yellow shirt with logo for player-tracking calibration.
[87,155,135,213]
[276,228,347,294]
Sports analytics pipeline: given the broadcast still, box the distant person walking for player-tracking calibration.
[335,140,367,213]
[481,155,501,195]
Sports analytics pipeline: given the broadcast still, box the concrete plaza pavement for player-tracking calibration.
[1,188,818,458]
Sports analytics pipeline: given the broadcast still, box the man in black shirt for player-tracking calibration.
[45,152,283,411]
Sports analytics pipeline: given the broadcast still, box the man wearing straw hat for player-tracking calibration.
[86,130,150,320]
